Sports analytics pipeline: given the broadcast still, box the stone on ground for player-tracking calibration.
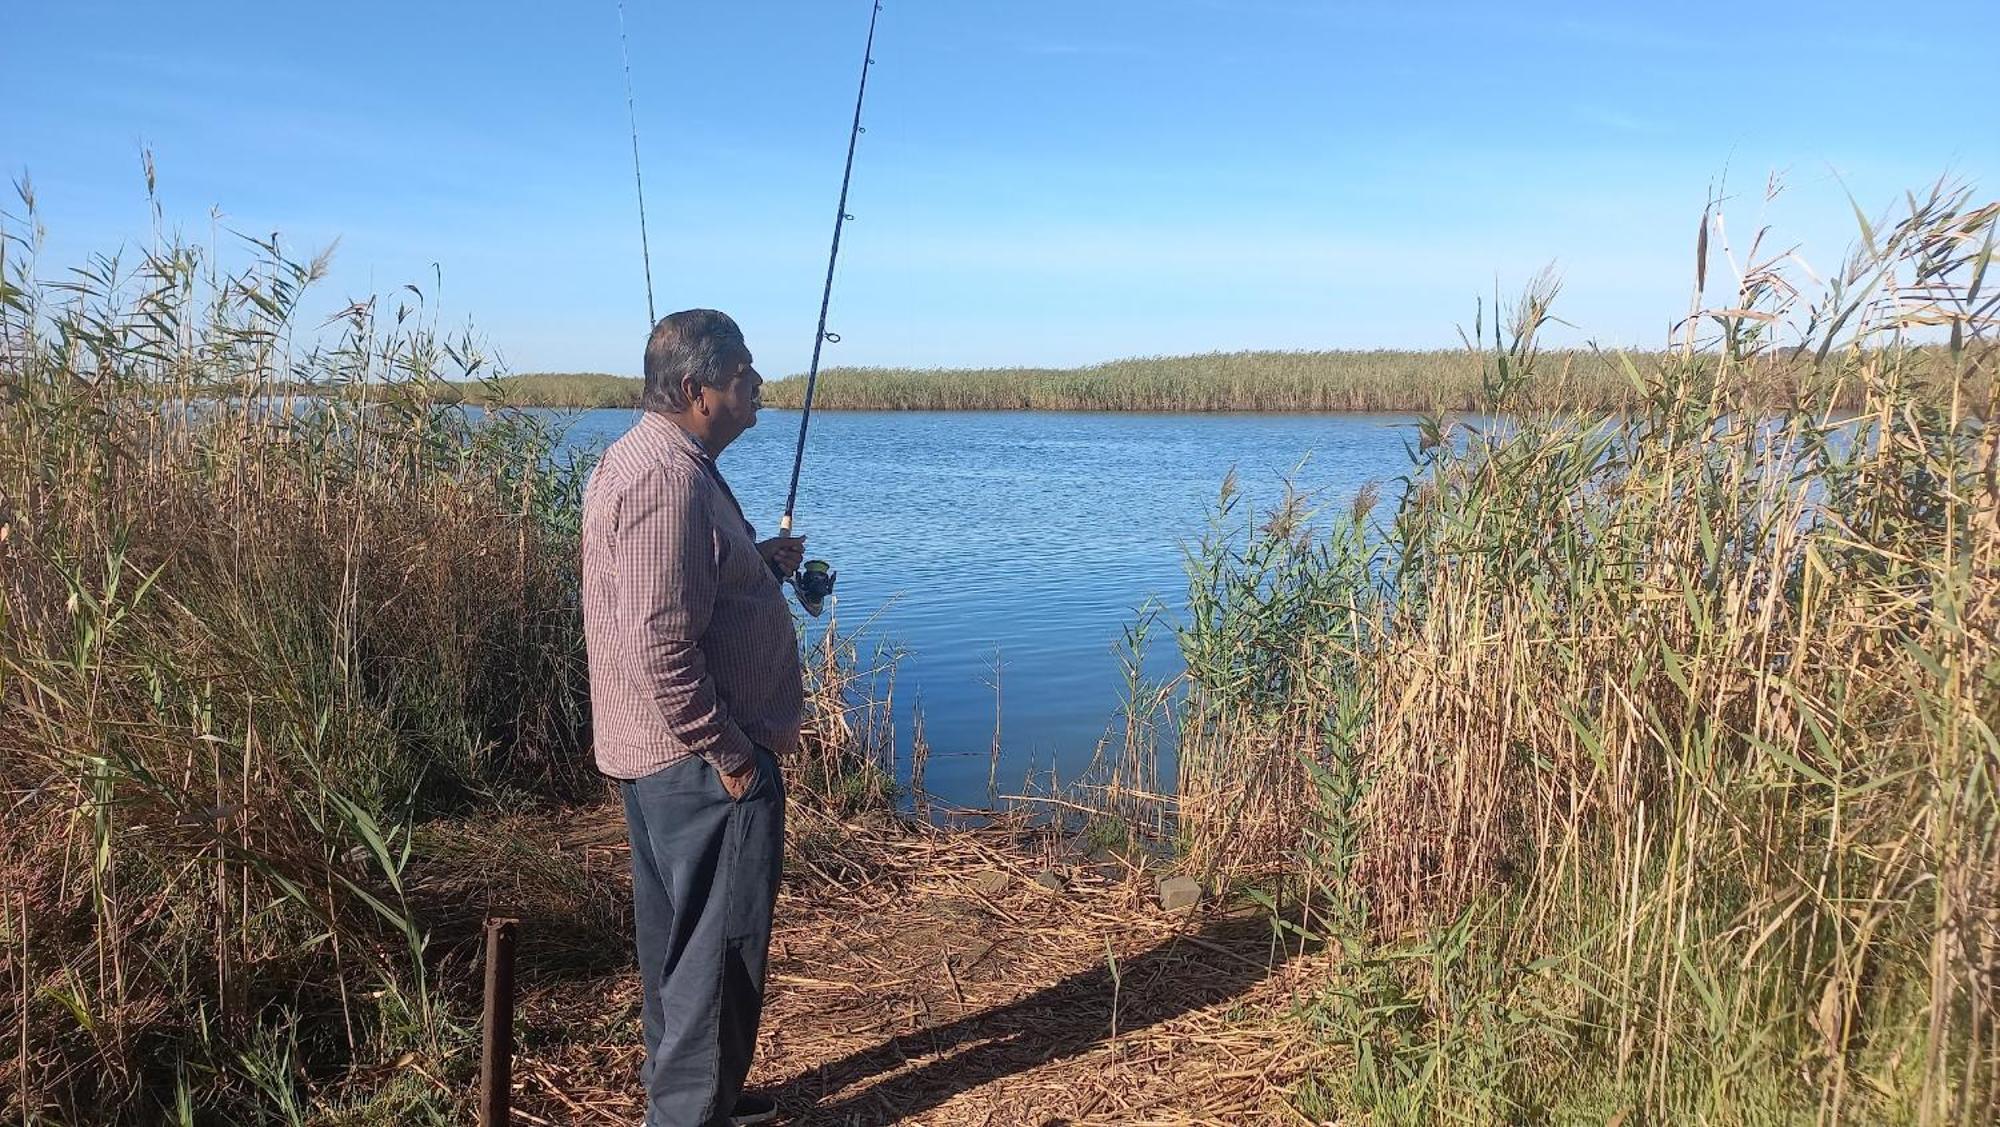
[1156,874,1202,911]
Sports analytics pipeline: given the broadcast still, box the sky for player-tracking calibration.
[5,0,1995,378]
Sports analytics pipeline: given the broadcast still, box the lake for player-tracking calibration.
[552,408,1419,805]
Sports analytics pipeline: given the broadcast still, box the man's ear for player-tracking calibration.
[682,375,705,413]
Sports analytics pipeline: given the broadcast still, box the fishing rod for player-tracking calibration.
[618,2,878,616]
[779,0,885,616]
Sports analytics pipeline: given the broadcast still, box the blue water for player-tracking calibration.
[551,409,1417,804]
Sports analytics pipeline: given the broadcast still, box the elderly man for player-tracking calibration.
[581,309,805,1127]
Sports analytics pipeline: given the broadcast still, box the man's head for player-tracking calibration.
[641,309,763,454]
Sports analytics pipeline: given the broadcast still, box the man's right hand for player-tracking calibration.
[757,534,807,579]
[720,761,756,801]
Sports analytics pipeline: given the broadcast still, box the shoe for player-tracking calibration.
[729,1094,778,1125]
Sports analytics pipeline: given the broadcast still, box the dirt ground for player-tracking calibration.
[493,807,1333,1126]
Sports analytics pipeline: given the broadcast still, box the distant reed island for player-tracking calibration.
[442,346,1983,413]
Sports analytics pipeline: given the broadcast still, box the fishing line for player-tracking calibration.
[617,0,656,325]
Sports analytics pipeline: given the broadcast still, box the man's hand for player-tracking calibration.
[757,534,807,579]
[720,761,756,801]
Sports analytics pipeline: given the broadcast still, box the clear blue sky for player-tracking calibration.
[6,1,1994,377]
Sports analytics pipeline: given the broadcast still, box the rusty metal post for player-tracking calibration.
[479,917,520,1127]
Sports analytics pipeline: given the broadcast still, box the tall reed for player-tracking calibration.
[0,180,593,1122]
[1119,180,1998,1121]
[792,616,902,815]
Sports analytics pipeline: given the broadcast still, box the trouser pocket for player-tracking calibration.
[723,746,784,943]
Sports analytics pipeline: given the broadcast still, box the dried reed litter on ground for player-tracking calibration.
[500,804,1332,1125]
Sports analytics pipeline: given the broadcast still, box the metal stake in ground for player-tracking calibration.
[479,917,520,1127]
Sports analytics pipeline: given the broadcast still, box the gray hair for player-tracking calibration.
[641,309,747,414]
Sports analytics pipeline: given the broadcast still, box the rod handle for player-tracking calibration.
[778,512,794,538]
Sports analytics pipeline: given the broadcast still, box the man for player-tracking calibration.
[581,309,807,1127]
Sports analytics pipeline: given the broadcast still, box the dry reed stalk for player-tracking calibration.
[909,702,931,817]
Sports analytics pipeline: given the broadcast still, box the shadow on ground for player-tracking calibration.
[771,911,1299,1125]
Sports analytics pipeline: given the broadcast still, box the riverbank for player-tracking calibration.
[486,804,1319,1125]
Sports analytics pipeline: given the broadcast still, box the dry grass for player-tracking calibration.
[790,618,902,816]
[489,803,1330,1126]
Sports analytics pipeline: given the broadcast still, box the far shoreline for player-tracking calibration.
[203,345,1983,414]
[470,344,1986,412]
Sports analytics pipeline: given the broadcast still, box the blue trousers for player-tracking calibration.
[621,747,785,1127]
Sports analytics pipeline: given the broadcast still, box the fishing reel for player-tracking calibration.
[790,559,837,617]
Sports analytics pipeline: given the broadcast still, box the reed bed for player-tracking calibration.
[444,372,644,409]
[0,183,602,1121]
[762,349,1617,413]
[757,347,1982,415]
[468,348,1978,415]
[1092,181,1999,1122]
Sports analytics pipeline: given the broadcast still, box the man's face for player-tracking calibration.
[691,348,763,446]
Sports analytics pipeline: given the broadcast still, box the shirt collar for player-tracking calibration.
[639,412,714,469]
[637,412,754,535]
